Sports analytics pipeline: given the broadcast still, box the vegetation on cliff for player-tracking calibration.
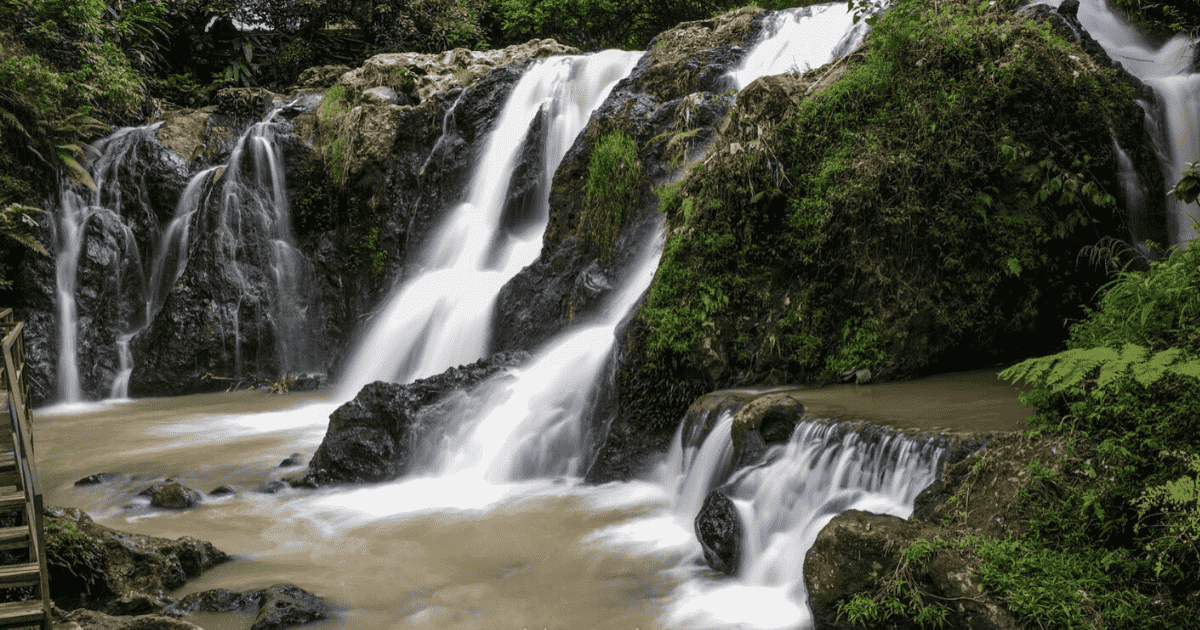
[635,0,1147,392]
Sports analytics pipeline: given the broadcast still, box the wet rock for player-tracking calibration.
[694,489,742,575]
[75,473,121,487]
[64,609,203,630]
[259,480,289,494]
[139,482,203,509]
[279,453,306,467]
[336,39,580,105]
[163,583,329,630]
[154,107,224,163]
[806,510,1019,630]
[361,86,405,106]
[306,351,529,485]
[44,506,227,614]
[209,485,236,497]
[730,392,803,468]
[805,510,925,629]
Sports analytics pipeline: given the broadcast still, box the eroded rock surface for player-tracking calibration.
[306,351,529,485]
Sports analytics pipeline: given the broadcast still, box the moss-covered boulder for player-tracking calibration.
[44,506,227,614]
[588,0,1163,482]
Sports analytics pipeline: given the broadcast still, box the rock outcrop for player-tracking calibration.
[162,584,330,630]
[44,506,227,614]
[306,351,529,485]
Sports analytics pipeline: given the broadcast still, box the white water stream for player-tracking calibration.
[337,50,642,396]
[1038,0,1200,245]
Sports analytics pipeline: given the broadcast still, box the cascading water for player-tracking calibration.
[338,50,643,397]
[53,109,314,402]
[53,124,169,403]
[1039,0,1200,245]
[730,1,873,89]
[661,413,950,630]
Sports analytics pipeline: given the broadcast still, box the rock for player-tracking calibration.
[297,64,351,89]
[75,473,121,486]
[44,506,227,614]
[279,453,306,467]
[306,351,529,485]
[804,510,926,630]
[139,482,203,509]
[361,86,404,106]
[64,609,203,630]
[154,107,224,163]
[253,584,330,630]
[805,510,1019,630]
[694,489,742,575]
[729,392,803,468]
[336,39,580,105]
[259,480,289,494]
[163,584,329,630]
[209,485,236,497]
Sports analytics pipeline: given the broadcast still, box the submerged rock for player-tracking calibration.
[139,482,203,509]
[63,609,202,630]
[75,473,122,487]
[163,584,329,630]
[306,351,529,485]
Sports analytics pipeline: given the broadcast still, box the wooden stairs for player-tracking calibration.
[0,309,51,630]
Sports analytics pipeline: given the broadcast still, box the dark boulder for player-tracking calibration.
[44,506,227,614]
[279,453,306,467]
[209,485,236,497]
[694,489,743,575]
[306,350,528,485]
[75,473,122,487]
[163,584,329,630]
[729,392,803,468]
[139,482,203,509]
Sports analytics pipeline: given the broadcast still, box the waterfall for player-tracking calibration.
[338,50,642,397]
[664,416,950,630]
[730,2,873,90]
[53,110,314,402]
[53,124,166,403]
[1040,0,1200,246]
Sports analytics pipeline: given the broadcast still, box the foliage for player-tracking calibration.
[45,517,109,595]
[316,84,354,185]
[1169,161,1200,205]
[582,131,641,256]
[1110,0,1200,36]
[490,0,746,50]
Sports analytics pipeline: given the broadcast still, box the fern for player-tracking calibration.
[1001,343,1200,396]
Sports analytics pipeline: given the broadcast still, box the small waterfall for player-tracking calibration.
[730,2,873,90]
[53,124,166,403]
[1042,0,1200,246]
[665,417,950,630]
[435,223,664,482]
[54,109,314,401]
[338,50,642,396]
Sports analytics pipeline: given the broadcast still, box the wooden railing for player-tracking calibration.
[0,308,51,629]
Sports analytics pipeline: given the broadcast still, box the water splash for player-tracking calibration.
[730,2,873,90]
[665,418,950,630]
[338,50,642,396]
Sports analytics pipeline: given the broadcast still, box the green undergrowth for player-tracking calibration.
[582,130,642,257]
[636,0,1141,387]
[839,241,1200,628]
[1109,0,1200,36]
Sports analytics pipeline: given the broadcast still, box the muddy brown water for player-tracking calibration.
[34,370,1029,630]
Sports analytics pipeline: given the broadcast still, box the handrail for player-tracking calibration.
[0,310,51,630]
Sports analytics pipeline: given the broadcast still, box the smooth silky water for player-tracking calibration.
[34,370,1028,630]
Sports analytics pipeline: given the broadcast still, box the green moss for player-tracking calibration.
[635,0,1139,385]
[581,130,642,257]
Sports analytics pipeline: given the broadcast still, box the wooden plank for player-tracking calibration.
[0,493,24,511]
[0,563,38,589]
[0,600,42,626]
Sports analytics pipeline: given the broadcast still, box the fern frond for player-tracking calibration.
[5,231,49,256]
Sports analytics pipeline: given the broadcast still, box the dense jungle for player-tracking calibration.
[3,0,1200,629]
